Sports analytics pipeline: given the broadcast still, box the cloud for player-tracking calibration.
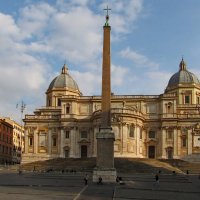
[47,6,102,66]
[111,64,129,86]
[142,71,171,94]
[18,2,56,38]
[71,70,101,95]
[120,47,159,70]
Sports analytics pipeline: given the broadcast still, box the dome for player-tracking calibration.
[47,64,80,93]
[165,59,200,91]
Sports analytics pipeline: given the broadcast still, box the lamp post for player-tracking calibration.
[17,101,26,164]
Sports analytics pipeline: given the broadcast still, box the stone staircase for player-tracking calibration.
[159,159,200,174]
[115,158,182,174]
[182,153,200,163]
[6,158,200,174]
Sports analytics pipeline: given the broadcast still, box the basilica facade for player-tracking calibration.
[22,58,200,164]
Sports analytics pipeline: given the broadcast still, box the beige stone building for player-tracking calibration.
[2,117,24,164]
[0,117,24,164]
[22,59,200,163]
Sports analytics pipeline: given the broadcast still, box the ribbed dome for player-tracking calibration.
[48,64,80,92]
[166,59,200,91]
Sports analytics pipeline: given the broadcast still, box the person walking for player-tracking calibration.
[84,174,89,185]
[153,173,159,189]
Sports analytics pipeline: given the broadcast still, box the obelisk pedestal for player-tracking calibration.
[93,129,116,182]
[93,7,116,183]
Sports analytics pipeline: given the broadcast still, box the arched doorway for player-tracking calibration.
[148,146,155,158]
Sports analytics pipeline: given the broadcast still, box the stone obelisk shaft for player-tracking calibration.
[96,24,115,170]
[101,25,111,128]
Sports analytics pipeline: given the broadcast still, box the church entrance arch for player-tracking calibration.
[148,146,155,158]
[81,145,87,158]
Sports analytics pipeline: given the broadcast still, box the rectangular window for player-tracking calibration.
[65,131,70,139]
[167,130,173,139]
[149,131,156,138]
[39,133,46,147]
[184,95,190,104]
[197,96,200,104]
[53,138,57,146]
[182,137,187,147]
[66,105,70,114]
[140,128,142,139]
[129,125,135,138]
[81,131,87,138]
[29,137,33,146]
[57,98,61,106]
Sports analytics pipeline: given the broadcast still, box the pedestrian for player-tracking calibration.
[97,176,103,184]
[153,173,159,189]
[84,174,89,185]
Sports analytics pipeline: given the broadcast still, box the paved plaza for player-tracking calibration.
[0,168,199,200]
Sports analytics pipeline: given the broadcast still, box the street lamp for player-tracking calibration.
[17,101,26,164]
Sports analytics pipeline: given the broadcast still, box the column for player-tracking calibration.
[34,130,38,154]
[187,129,192,155]
[161,129,166,158]
[60,129,65,157]
[70,127,76,157]
[177,129,181,156]
[173,128,178,158]
[122,123,127,154]
[24,130,29,154]
[48,129,51,155]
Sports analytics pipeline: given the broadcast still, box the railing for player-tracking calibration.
[25,115,60,120]
[92,108,144,118]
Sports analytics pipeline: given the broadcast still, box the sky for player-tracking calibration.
[1,0,200,123]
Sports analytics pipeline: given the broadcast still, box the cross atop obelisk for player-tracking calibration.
[104,5,111,26]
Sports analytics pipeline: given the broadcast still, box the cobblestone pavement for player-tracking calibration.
[0,169,199,200]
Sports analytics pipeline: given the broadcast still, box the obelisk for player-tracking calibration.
[93,6,116,183]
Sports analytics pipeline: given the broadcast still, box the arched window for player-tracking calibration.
[129,124,135,138]
[166,102,173,113]
[66,104,70,114]
[57,98,61,106]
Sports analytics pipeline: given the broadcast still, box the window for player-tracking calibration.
[66,104,70,114]
[167,130,173,139]
[53,138,57,146]
[39,133,46,147]
[57,98,61,106]
[81,131,87,138]
[184,95,190,104]
[29,137,33,146]
[139,128,142,139]
[65,131,70,139]
[149,131,156,138]
[197,96,200,104]
[167,102,173,114]
[129,125,135,138]
[182,137,187,147]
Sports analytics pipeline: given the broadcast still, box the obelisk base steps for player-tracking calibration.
[93,168,117,183]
